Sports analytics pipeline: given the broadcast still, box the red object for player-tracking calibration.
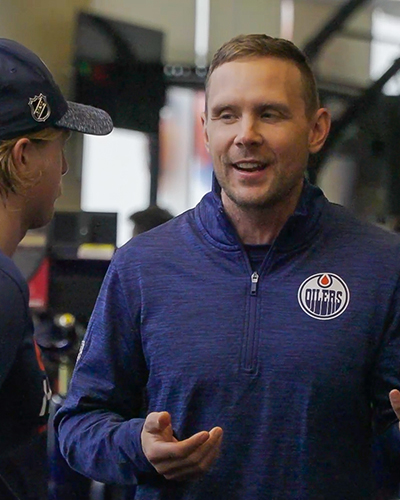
[28,257,49,310]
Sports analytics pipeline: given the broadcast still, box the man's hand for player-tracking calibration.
[141,411,223,481]
[390,389,400,426]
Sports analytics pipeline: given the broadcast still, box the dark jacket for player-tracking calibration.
[55,181,400,499]
[0,251,50,500]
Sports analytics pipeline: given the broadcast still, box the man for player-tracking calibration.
[0,39,112,500]
[55,34,400,499]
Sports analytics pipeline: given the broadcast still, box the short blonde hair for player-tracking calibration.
[0,127,64,201]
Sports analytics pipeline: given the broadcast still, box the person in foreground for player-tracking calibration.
[55,34,400,499]
[0,39,113,500]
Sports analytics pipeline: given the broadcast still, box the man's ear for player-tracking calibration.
[308,108,331,154]
[201,112,210,153]
[11,138,31,171]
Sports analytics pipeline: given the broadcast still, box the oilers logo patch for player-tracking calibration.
[298,273,350,320]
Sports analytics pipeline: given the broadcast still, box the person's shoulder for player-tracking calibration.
[0,251,27,296]
[0,252,28,318]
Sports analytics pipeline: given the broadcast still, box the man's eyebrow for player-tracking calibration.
[209,102,292,116]
[256,102,291,115]
[210,104,240,115]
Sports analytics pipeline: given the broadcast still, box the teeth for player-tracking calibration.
[235,162,264,171]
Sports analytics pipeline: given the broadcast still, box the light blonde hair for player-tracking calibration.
[205,34,320,118]
[0,128,64,201]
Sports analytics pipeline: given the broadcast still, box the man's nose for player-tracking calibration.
[233,117,263,147]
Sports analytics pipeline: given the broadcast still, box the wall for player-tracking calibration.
[91,0,282,65]
[0,0,90,92]
[90,0,197,64]
[209,0,281,57]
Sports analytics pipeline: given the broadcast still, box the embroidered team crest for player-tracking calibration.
[298,273,350,320]
[28,93,51,122]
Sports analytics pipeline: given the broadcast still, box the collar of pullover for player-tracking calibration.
[194,175,327,253]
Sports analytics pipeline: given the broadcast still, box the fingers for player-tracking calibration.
[157,427,222,464]
[141,416,224,481]
[144,411,172,434]
[162,427,224,481]
[146,428,210,465]
[389,389,400,420]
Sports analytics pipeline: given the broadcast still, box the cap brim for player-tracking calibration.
[55,101,113,135]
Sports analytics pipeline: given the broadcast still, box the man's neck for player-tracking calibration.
[221,191,301,245]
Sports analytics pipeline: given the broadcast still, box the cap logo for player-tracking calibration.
[298,273,350,320]
[28,93,51,122]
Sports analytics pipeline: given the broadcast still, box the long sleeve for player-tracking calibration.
[54,259,156,484]
[0,262,49,455]
[0,269,26,387]
[370,273,400,434]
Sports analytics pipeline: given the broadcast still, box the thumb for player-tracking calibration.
[144,411,172,435]
[390,390,400,419]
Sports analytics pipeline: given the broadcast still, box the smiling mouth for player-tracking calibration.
[233,162,267,172]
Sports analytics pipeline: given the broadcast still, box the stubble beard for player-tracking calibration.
[220,168,305,217]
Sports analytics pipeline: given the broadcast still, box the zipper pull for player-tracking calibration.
[250,272,259,296]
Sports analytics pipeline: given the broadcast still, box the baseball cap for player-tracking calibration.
[0,38,113,140]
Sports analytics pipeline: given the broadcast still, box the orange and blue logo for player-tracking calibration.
[298,273,350,320]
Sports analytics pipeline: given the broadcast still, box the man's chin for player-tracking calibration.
[225,190,277,211]
[29,210,55,231]
[236,199,276,211]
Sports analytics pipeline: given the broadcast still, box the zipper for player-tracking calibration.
[242,249,274,372]
[250,272,259,295]
[242,271,260,372]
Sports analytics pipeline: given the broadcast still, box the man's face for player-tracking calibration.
[23,131,70,229]
[202,57,329,215]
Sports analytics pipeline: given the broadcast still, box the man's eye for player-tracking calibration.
[220,113,235,121]
[261,111,284,121]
